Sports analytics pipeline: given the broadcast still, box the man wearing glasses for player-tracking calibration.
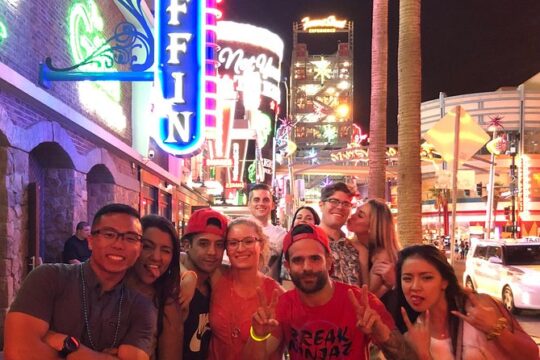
[319,182,360,286]
[4,203,156,359]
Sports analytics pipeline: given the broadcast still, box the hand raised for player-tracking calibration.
[348,285,390,342]
[450,290,501,334]
[401,307,431,358]
[371,261,395,288]
[251,287,280,338]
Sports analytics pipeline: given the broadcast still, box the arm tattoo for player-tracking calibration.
[379,330,420,360]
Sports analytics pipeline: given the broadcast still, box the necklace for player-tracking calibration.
[80,265,124,350]
[229,277,241,339]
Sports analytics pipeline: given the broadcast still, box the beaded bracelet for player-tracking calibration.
[250,326,271,342]
[486,317,508,341]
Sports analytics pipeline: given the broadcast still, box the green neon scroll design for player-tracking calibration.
[0,19,7,45]
[46,0,153,73]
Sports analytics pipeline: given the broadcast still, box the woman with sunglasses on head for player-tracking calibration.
[126,214,183,360]
[396,245,538,360]
[208,217,284,360]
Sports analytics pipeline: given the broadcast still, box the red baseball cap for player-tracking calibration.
[183,208,228,239]
[283,224,331,256]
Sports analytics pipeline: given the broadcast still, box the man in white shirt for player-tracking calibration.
[247,183,286,281]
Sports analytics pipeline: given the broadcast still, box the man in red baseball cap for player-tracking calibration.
[181,208,228,359]
[242,224,414,360]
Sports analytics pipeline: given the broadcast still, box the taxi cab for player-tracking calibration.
[463,237,540,313]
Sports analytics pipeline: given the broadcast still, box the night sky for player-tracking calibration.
[222,0,540,143]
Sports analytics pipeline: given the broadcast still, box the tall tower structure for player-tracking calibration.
[291,16,354,152]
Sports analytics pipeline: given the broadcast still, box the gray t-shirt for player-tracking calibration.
[9,262,157,354]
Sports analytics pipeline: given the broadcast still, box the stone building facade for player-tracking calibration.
[0,0,208,346]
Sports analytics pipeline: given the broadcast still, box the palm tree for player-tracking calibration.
[368,0,389,199]
[429,187,450,236]
[397,0,422,246]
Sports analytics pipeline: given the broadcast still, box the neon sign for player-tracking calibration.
[310,57,333,84]
[153,0,208,156]
[68,0,126,131]
[40,0,217,157]
[301,16,347,32]
[216,21,283,185]
[0,19,6,45]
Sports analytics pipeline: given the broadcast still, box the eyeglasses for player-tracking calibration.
[226,237,260,250]
[323,198,353,209]
[92,228,143,245]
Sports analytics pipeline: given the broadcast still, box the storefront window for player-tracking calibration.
[142,184,158,215]
[159,190,172,220]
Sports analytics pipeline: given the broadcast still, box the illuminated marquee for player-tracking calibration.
[154,0,210,156]
[301,16,347,33]
[216,21,283,185]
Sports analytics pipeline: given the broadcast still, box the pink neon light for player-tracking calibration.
[205,0,219,128]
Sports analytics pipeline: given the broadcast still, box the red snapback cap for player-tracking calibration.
[283,224,331,256]
[184,208,228,238]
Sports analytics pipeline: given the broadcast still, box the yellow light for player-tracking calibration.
[337,81,350,90]
[337,104,349,118]
[301,16,347,31]
[326,87,335,94]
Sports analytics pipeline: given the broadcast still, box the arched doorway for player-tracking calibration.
[28,142,81,263]
[87,164,116,222]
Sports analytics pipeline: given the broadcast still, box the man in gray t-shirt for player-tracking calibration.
[4,204,156,359]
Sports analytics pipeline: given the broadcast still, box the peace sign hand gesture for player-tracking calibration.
[401,307,432,359]
[450,288,501,334]
[251,287,280,339]
[348,285,391,343]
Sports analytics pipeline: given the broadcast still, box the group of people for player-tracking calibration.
[3,182,539,359]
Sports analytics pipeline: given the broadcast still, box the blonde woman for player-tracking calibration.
[347,198,401,298]
[208,217,284,360]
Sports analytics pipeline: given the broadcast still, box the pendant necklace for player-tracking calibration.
[230,277,241,339]
[80,265,124,350]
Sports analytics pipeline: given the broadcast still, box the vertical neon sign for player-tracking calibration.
[154,0,215,156]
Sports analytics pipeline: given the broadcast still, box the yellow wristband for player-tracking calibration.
[249,326,271,342]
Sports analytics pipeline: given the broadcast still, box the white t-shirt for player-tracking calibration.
[262,223,286,281]
[430,337,454,360]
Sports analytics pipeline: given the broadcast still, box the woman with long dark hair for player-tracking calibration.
[291,206,321,228]
[127,214,183,359]
[396,245,537,359]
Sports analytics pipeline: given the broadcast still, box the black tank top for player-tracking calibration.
[183,287,211,359]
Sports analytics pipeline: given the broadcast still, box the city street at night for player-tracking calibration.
[1,0,540,358]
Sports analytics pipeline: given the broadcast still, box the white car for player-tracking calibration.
[463,238,540,313]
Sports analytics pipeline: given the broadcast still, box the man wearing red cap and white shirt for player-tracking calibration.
[242,224,414,360]
[181,208,228,360]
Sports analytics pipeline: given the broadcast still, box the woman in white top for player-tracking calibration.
[396,245,537,360]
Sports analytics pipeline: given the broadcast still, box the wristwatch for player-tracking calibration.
[58,336,80,358]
